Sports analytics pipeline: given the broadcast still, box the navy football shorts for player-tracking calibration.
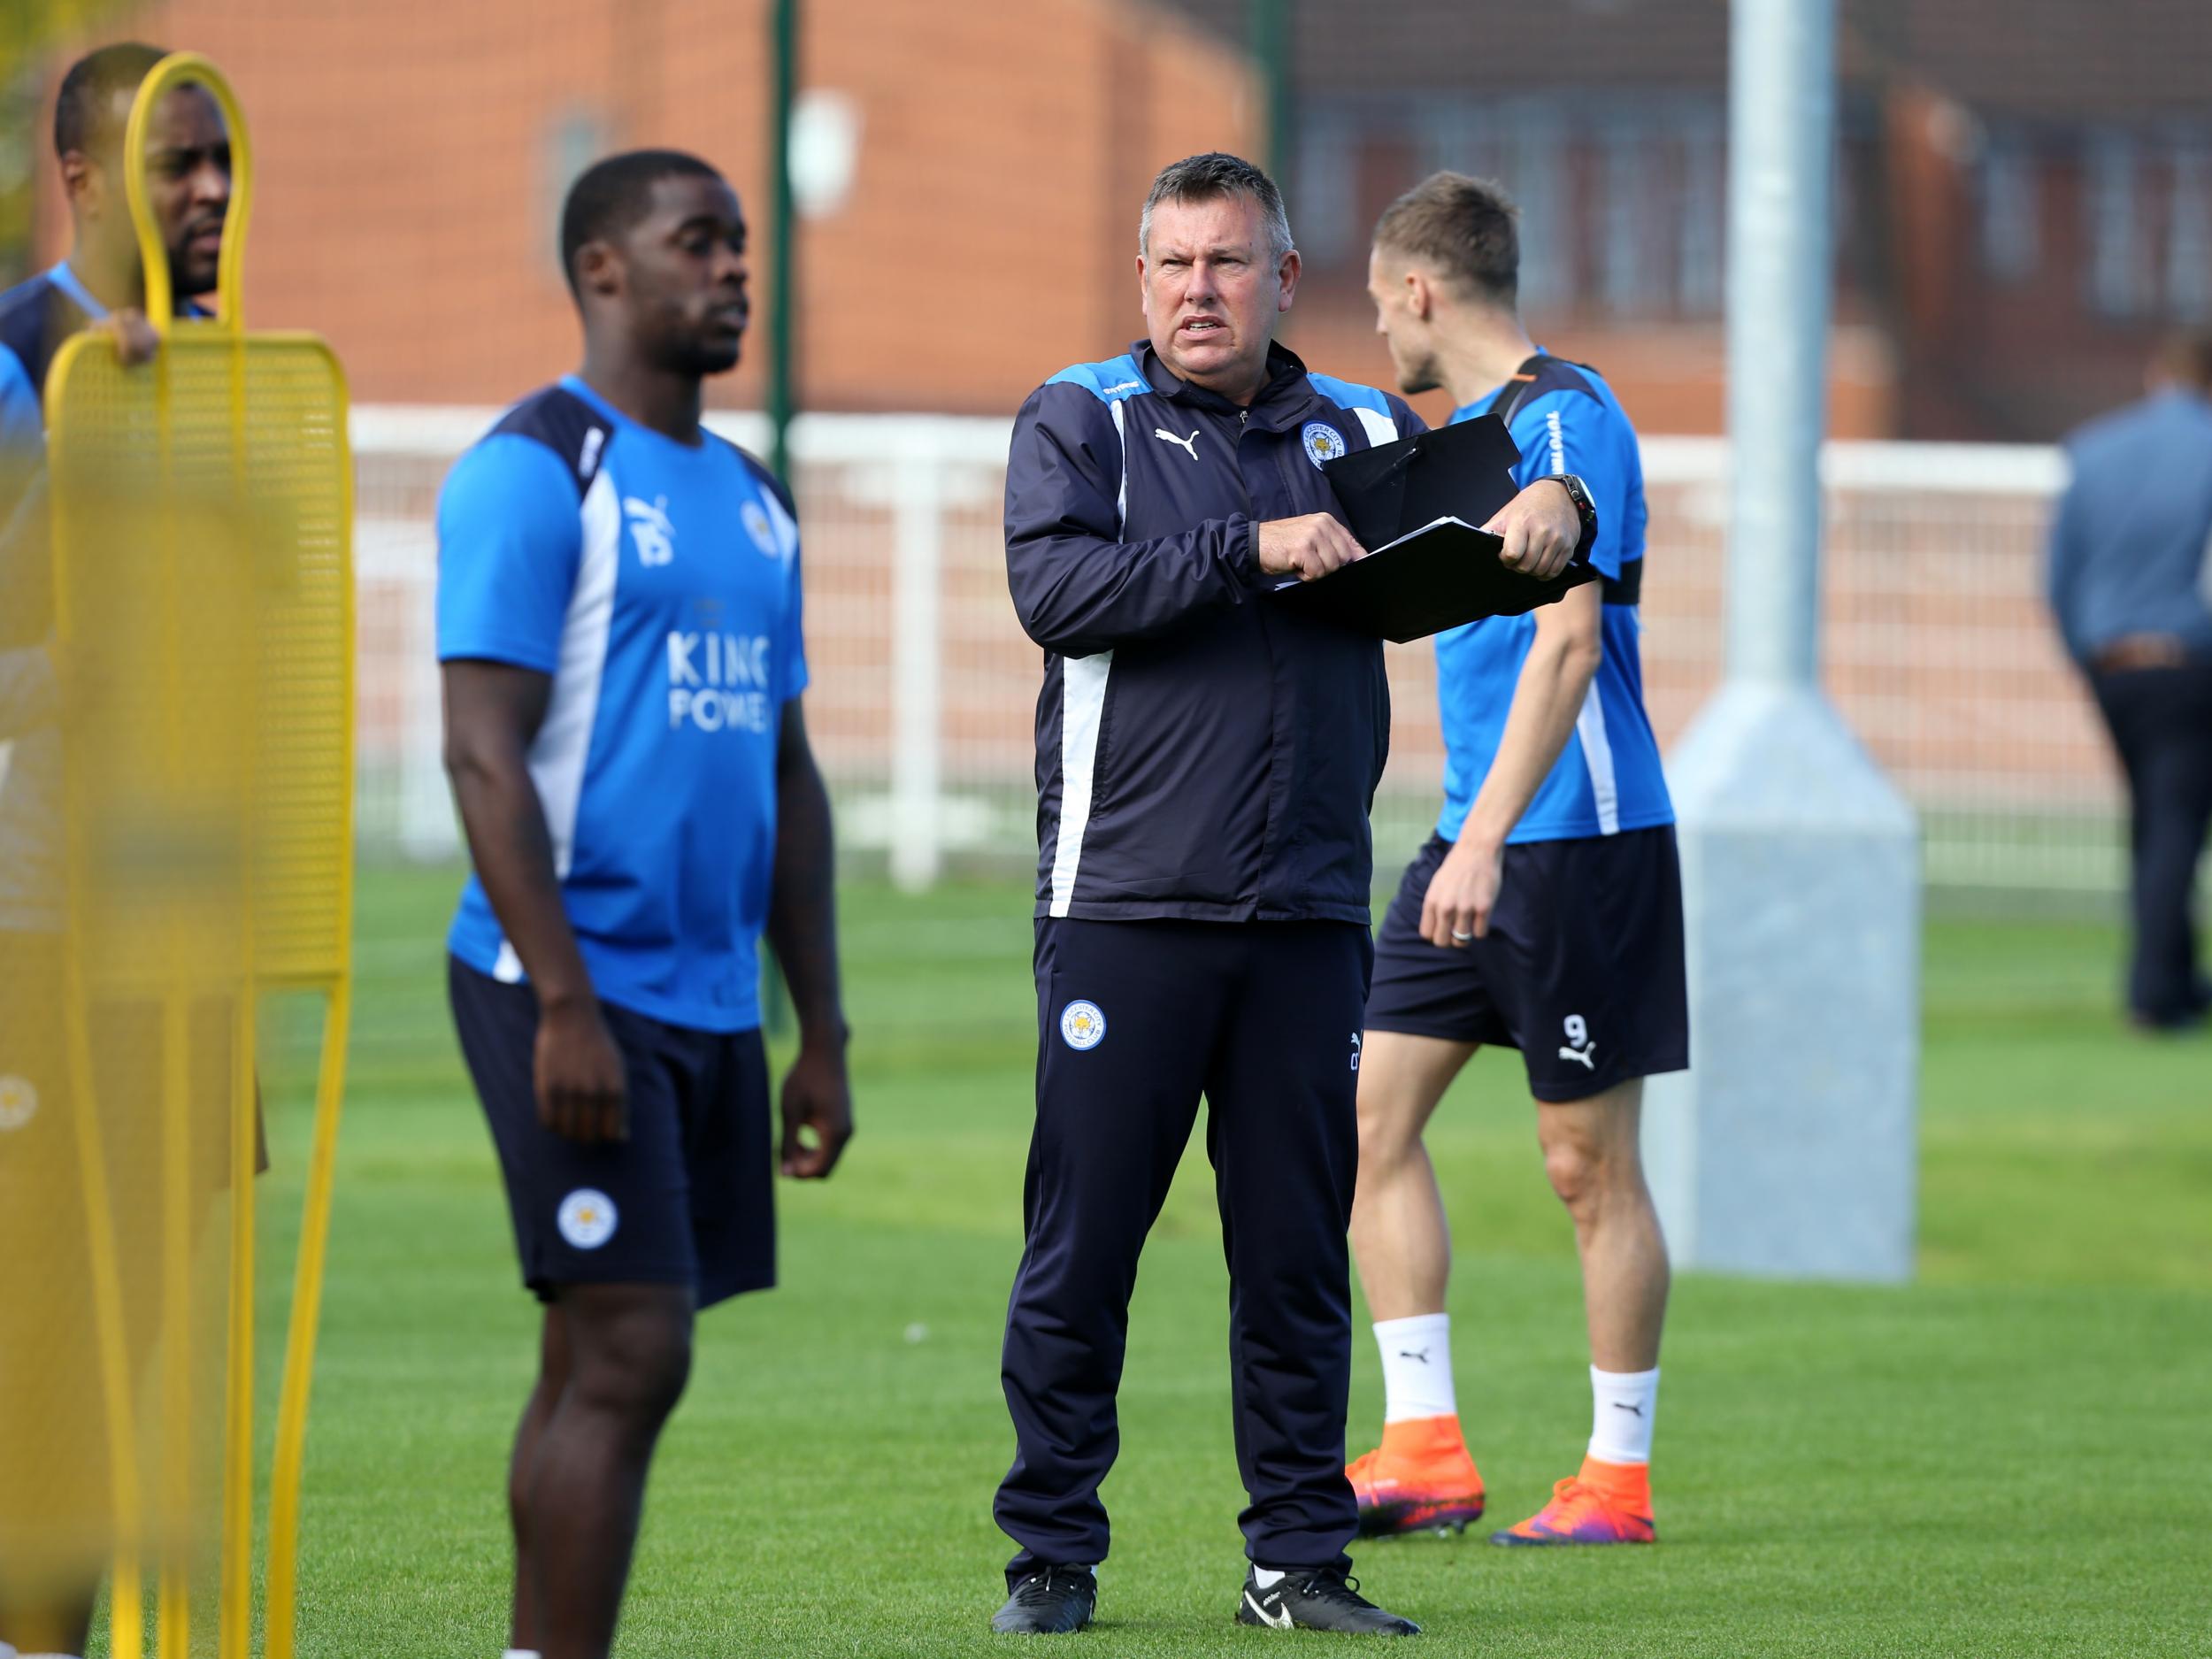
[1364,826,1689,1102]
[449,956,774,1308]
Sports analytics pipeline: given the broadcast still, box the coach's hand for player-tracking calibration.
[534,996,628,1143]
[1485,480,1581,581]
[1422,833,1505,949]
[1256,512,1364,582]
[780,1033,853,1179]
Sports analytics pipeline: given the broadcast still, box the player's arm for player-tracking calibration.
[442,661,626,1144]
[0,358,58,740]
[1420,581,1603,948]
[1004,385,1356,657]
[436,434,625,1144]
[0,477,58,738]
[0,319,159,736]
[0,646,58,740]
[1424,388,1614,947]
[766,696,851,1179]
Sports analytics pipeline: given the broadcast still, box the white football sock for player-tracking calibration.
[1374,1312,1455,1424]
[1251,1566,1286,1589]
[0,1640,18,1659]
[503,1649,541,1659]
[1586,1364,1659,1464]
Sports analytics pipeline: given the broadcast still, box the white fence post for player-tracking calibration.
[888,452,944,891]
[397,571,458,861]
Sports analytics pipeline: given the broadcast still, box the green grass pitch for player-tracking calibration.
[203,868,2210,1657]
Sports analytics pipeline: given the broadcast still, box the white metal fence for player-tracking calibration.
[352,408,2121,896]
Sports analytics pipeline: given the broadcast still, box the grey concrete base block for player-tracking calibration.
[1646,680,1921,1282]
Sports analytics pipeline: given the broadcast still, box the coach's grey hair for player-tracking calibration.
[1139,152,1295,265]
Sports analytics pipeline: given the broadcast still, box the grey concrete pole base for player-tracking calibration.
[1645,680,1922,1282]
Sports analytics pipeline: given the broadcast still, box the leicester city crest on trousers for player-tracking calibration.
[1301,421,1348,468]
[1059,1000,1107,1051]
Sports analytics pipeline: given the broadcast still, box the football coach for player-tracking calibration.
[988,152,1584,1639]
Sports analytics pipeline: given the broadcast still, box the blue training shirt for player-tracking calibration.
[1434,349,1671,843]
[436,375,808,1032]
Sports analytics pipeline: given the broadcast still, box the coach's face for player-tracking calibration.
[618,173,752,376]
[1141,193,1297,403]
[1366,244,1441,397]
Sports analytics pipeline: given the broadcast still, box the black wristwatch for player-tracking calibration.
[1547,472,1598,551]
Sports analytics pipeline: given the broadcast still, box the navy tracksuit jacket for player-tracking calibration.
[995,339,1422,1579]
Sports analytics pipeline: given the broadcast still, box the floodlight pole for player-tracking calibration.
[767,0,797,487]
[764,0,797,1027]
[1642,0,1922,1283]
[1249,0,1293,195]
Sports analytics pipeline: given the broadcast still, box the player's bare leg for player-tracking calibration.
[1539,1079,1668,1373]
[1346,1030,1486,1535]
[506,1301,572,1655]
[1494,1078,1668,1546]
[1350,1031,1476,1319]
[518,1283,694,1659]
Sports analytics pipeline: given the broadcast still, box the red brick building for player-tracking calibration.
[13,0,2209,439]
[19,0,1262,415]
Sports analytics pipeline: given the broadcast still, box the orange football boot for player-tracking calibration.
[1490,1455,1655,1546]
[1347,1415,1486,1538]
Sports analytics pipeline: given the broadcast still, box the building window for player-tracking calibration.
[1979,140,2038,282]
[1294,108,1356,272]
[1678,116,1724,314]
[1501,103,1569,311]
[2084,134,2141,317]
[2168,145,2209,322]
[1599,119,1647,317]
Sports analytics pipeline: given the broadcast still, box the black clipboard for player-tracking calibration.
[1271,412,1594,642]
[1272,517,1597,643]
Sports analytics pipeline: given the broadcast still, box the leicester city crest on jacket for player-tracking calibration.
[1301,421,1347,468]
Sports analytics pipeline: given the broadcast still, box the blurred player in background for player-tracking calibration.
[2,36,221,958]
[1347,173,1686,1548]
[2046,329,2212,1033]
[437,150,850,1659]
[0,42,227,1659]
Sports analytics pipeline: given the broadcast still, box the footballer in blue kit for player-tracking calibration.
[1345,174,1688,1552]
[437,150,849,1659]
[0,44,233,1659]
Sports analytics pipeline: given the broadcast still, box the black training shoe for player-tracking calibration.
[993,1565,1097,1634]
[1234,1566,1419,1636]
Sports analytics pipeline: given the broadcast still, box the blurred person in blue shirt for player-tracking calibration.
[2047,329,2212,1032]
[0,42,226,1659]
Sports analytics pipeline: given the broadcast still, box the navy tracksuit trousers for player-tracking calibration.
[995,917,1371,1582]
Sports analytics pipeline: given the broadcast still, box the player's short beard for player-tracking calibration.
[666,334,741,377]
[168,253,218,299]
[1395,342,1443,398]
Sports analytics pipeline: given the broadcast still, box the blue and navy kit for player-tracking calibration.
[1004,338,1420,925]
[1434,350,1671,843]
[996,339,1420,1582]
[436,375,808,1033]
[0,264,145,933]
